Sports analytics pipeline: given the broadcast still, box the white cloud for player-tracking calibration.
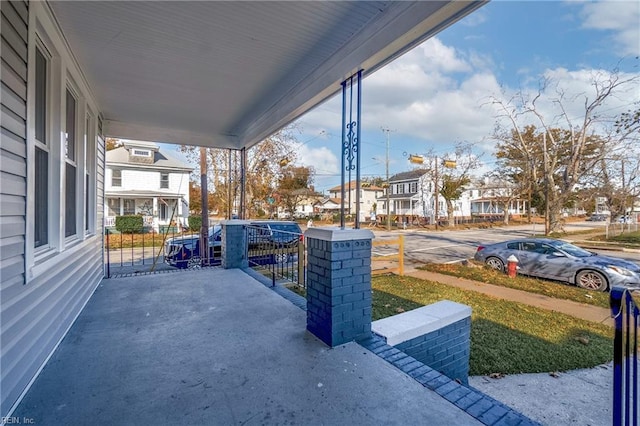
[296,29,640,192]
[578,1,640,56]
[294,143,339,185]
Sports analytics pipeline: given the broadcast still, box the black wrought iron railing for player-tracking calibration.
[245,225,305,288]
[104,226,221,277]
[610,286,639,426]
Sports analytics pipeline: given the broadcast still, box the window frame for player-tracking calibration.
[160,172,169,189]
[112,169,122,187]
[64,85,79,239]
[25,3,103,281]
[33,39,51,251]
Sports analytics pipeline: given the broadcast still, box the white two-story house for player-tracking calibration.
[377,169,474,225]
[328,180,384,221]
[105,141,192,232]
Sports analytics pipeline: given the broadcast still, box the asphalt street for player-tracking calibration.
[370,221,640,266]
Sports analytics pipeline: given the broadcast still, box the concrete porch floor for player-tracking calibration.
[13,268,485,425]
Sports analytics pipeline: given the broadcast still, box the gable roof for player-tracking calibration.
[106,146,193,172]
[389,169,429,182]
[328,181,384,192]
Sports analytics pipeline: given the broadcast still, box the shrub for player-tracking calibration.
[115,215,144,233]
[188,215,202,232]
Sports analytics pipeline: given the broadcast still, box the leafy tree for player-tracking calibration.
[106,137,122,151]
[188,180,215,214]
[179,125,301,218]
[277,165,315,217]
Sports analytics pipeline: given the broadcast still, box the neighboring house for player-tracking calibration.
[105,141,192,232]
[376,170,441,224]
[293,194,322,218]
[328,180,384,220]
[468,178,527,218]
[377,171,524,225]
[314,197,342,217]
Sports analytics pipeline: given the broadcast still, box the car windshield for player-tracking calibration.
[546,240,593,258]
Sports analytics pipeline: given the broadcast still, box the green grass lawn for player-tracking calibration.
[419,262,610,309]
[286,275,614,375]
[372,275,613,376]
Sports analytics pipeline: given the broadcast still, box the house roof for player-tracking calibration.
[106,147,193,172]
[48,1,486,150]
[328,181,384,192]
[389,169,429,182]
[315,197,342,207]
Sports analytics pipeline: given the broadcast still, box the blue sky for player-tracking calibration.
[286,0,640,193]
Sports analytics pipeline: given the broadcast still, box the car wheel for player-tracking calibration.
[485,257,505,272]
[576,270,608,292]
[275,252,288,265]
[187,256,202,269]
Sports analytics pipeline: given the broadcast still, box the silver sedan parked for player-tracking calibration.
[474,238,640,291]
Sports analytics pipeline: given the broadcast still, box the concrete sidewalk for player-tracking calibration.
[405,269,612,326]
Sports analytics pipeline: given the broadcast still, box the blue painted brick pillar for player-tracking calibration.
[304,228,374,347]
[222,220,249,269]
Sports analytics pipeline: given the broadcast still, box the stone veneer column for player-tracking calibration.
[305,227,374,347]
[221,220,249,269]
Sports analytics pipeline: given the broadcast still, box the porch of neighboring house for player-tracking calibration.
[105,195,188,233]
[470,199,527,219]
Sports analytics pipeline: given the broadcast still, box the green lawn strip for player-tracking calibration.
[418,263,609,309]
[372,275,613,376]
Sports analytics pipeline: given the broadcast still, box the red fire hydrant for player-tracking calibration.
[507,255,519,278]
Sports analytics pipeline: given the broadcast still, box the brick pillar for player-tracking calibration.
[221,220,249,269]
[305,228,373,347]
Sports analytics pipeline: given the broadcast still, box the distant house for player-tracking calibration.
[105,141,193,232]
[327,180,384,220]
[377,169,482,225]
[469,178,527,219]
[314,197,342,217]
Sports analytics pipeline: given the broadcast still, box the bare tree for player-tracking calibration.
[491,70,639,234]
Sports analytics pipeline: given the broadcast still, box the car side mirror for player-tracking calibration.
[550,251,565,257]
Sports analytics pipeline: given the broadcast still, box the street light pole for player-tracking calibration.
[382,128,394,230]
[434,156,438,230]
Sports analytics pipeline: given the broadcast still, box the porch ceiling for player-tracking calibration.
[49,1,486,150]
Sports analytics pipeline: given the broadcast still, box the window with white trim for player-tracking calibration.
[34,44,49,248]
[26,2,102,278]
[84,113,96,234]
[112,169,122,187]
[65,88,77,238]
[132,149,151,157]
[160,172,169,189]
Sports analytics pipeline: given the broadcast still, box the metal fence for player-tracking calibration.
[245,225,305,288]
[610,286,639,426]
[104,226,221,277]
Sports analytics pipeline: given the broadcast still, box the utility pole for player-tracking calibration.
[434,156,439,230]
[543,132,550,235]
[381,127,394,230]
[199,147,209,265]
